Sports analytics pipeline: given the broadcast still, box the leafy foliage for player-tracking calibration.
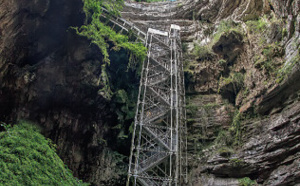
[229,158,246,168]
[213,20,243,44]
[75,0,146,64]
[246,16,268,34]
[192,44,214,60]
[73,0,147,99]
[239,177,257,186]
[254,43,285,76]
[230,111,242,145]
[105,50,142,152]
[246,15,288,81]
[219,72,244,95]
[276,52,300,83]
[0,122,88,186]
[186,104,198,116]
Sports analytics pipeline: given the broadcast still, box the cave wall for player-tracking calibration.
[123,0,300,185]
[0,0,128,185]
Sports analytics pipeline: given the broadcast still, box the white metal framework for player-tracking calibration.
[101,8,187,186]
[127,25,188,186]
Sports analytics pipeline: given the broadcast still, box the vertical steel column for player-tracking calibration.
[126,30,149,186]
[127,24,187,186]
[100,9,187,186]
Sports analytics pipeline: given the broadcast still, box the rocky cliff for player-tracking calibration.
[123,0,300,185]
[0,0,131,185]
[0,0,299,185]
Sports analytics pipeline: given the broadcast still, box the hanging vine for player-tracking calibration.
[73,0,147,99]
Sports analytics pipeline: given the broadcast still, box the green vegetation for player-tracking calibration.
[72,0,149,144]
[262,43,284,59]
[242,87,249,97]
[73,0,147,99]
[254,43,284,76]
[192,44,214,60]
[217,146,234,158]
[276,53,300,83]
[215,130,234,147]
[218,59,227,66]
[213,20,243,44]
[282,27,288,38]
[239,177,257,186]
[182,42,188,53]
[219,72,244,94]
[75,0,146,64]
[135,0,173,1]
[113,89,136,123]
[230,110,242,145]
[0,122,88,186]
[246,16,268,34]
[246,15,290,81]
[186,104,198,116]
[229,158,246,168]
[246,14,285,38]
[214,110,243,153]
[189,20,243,66]
[191,20,242,61]
[202,103,218,111]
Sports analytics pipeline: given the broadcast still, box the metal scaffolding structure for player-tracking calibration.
[101,7,187,186]
[126,25,188,186]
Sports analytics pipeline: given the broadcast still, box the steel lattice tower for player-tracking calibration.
[126,24,188,186]
[100,7,187,186]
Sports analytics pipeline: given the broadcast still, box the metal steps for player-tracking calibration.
[99,8,188,186]
[138,152,169,174]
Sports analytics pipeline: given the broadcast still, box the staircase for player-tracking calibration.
[101,6,188,186]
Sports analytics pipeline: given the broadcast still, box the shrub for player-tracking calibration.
[229,158,246,168]
[239,177,257,186]
[254,43,285,76]
[213,20,243,44]
[219,72,244,93]
[246,16,268,34]
[192,44,214,60]
[0,122,88,186]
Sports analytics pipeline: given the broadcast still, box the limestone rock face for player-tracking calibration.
[0,0,126,185]
[123,0,300,185]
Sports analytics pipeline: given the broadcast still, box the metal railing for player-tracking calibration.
[101,8,187,186]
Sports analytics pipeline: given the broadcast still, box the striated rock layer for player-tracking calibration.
[123,0,300,185]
